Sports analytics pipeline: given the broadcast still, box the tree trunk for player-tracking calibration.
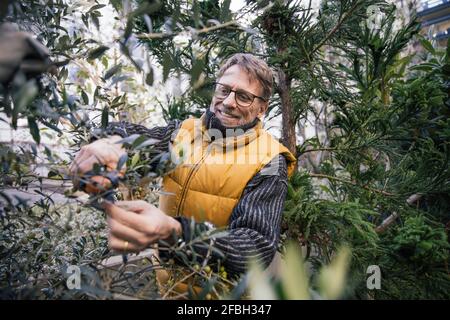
[277,69,296,155]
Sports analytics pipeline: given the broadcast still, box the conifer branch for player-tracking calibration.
[310,0,362,56]
[309,173,395,196]
[375,194,423,233]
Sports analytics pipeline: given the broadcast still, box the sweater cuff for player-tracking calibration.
[89,122,129,142]
[173,216,212,243]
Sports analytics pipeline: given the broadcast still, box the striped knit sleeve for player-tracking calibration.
[173,154,289,276]
[90,120,181,154]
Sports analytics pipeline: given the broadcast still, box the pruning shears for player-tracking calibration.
[78,168,129,264]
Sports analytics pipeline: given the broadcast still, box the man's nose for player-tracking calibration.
[222,91,237,108]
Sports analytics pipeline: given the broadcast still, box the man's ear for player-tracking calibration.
[257,102,269,119]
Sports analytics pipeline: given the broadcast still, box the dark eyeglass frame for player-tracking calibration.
[213,82,268,108]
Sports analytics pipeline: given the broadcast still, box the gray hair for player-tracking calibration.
[217,53,273,100]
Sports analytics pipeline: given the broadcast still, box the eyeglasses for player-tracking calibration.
[213,82,267,108]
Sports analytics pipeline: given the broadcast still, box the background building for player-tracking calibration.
[417,0,450,46]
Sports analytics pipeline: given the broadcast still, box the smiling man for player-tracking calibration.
[70,53,296,297]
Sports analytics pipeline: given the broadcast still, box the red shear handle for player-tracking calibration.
[78,170,123,195]
[82,176,114,194]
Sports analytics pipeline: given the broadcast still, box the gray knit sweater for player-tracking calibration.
[98,116,289,275]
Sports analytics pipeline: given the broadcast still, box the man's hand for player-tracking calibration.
[103,200,182,253]
[69,135,127,191]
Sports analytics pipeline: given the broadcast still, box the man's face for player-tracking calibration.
[210,65,268,127]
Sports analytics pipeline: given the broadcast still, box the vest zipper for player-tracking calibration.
[176,147,211,216]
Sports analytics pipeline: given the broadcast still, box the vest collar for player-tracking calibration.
[199,112,262,149]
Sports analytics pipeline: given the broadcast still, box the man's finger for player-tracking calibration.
[108,234,141,254]
[69,149,100,176]
[73,154,109,175]
[114,200,154,213]
[108,217,147,248]
[69,148,87,174]
[103,202,151,234]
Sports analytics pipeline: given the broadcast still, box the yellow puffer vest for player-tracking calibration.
[159,114,297,226]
